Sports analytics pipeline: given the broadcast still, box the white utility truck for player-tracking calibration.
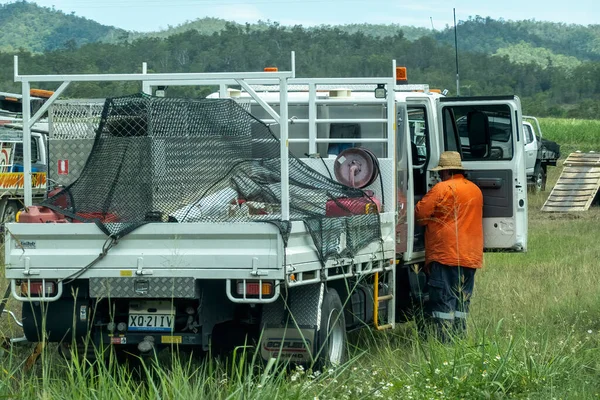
[523,116,560,192]
[4,55,528,366]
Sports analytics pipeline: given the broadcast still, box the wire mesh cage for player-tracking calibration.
[44,93,382,264]
[48,100,105,187]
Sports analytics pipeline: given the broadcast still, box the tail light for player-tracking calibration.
[236,280,273,296]
[20,280,57,297]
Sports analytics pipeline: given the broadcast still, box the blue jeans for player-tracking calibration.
[427,261,476,341]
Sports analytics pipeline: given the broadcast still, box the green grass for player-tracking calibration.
[0,118,599,399]
[539,117,600,155]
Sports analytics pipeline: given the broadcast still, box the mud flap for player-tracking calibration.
[25,342,45,372]
[260,283,324,364]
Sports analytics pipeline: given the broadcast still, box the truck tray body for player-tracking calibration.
[5,210,396,284]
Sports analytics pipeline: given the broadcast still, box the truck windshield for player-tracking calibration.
[13,138,39,164]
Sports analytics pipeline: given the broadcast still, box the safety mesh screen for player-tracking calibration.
[43,93,382,263]
[49,100,104,187]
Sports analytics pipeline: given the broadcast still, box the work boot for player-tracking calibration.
[432,318,453,344]
[452,314,468,339]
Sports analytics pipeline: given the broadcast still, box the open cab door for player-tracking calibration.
[437,96,528,252]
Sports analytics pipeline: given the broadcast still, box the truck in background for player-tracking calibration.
[523,116,560,192]
[0,126,48,225]
[4,58,528,367]
[0,91,51,226]
[0,92,100,226]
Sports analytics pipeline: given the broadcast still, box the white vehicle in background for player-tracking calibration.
[523,116,560,192]
[3,56,528,367]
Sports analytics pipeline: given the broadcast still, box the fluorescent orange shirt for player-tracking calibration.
[415,174,484,269]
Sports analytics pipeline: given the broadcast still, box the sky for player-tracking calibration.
[3,0,599,32]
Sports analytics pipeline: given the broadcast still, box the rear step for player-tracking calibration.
[374,271,394,330]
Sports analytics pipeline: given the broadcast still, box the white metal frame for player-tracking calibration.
[13,55,295,220]
[225,278,281,304]
[10,278,64,302]
[146,83,397,160]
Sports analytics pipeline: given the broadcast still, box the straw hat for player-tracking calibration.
[431,151,464,171]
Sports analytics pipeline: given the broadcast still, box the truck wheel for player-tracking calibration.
[2,201,18,224]
[314,288,347,368]
[533,164,546,192]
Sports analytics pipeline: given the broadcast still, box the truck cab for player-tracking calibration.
[0,126,48,225]
[0,90,52,225]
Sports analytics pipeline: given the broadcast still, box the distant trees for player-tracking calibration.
[0,3,598,118]
[0,1,127,53]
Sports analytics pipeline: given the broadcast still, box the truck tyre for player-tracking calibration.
[1,201,18,225]
[533,164,546,192]
[314,288,347,368]
[1,201,19,240]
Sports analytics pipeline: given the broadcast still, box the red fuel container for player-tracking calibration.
[325,195,382,217]
[18,206,67,223]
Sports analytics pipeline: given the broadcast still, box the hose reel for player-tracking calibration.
[333,148,380,189]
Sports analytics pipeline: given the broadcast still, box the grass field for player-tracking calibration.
[0,118,598,399]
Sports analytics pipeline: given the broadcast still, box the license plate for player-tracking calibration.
[128,314,174,332]
[128,300,174,332]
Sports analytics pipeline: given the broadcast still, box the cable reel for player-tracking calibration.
[333,148,380,189]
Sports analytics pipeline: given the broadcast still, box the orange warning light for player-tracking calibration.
[396,67,408,85]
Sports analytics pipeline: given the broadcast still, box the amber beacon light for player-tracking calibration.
[396,67,408,85]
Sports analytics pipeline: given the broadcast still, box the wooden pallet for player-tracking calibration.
[541,152,600,212]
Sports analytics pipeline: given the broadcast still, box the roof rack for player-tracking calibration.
[247,83,430,93]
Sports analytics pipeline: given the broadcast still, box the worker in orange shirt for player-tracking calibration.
[415,151,483,341]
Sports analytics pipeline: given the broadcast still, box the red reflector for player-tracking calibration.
[21,281,56,296]
[246,282,261,295]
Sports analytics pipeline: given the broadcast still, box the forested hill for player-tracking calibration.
[1,1,599,64]
[0,2,598,118]
[0,1,127,52]
[1,24,598,119]
[153,17,600,62]
[434,16,600,62]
